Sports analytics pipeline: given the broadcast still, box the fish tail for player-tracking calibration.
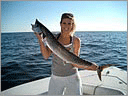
[97,67,102,81]
[97,64,119,81]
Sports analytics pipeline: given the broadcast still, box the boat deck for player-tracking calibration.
[1,67,127,95]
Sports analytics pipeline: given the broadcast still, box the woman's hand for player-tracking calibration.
[84,62,98,71]
[34,32,42,41]
[34,32,52,59]
[84,64,98,71]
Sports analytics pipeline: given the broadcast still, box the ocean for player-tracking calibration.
[1,31,127,91]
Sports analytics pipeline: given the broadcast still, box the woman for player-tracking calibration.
[34,13,98,95]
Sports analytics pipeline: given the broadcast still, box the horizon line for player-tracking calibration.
[1,30,127,33]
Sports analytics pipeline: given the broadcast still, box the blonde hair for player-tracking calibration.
[60,13,76,36]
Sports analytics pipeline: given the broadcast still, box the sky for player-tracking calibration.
[1,1,127,33]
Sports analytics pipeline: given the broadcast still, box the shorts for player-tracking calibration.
[48,73,83,95]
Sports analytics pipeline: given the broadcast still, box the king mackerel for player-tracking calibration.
[31,19,116,81]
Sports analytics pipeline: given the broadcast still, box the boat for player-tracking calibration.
[1,66,127,95]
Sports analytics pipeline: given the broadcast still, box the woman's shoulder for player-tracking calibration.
[73,35,81,43]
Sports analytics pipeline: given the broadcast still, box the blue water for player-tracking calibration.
[1,32,127,91]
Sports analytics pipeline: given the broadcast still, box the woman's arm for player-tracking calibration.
[71,37,85,68]
[71,37,98,71]
[34,32,52,59]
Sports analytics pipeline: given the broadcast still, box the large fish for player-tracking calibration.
[31,19,116,81]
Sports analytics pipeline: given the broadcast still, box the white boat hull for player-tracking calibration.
[1,67,127,95]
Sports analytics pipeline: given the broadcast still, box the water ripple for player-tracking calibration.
[1,32,127,91]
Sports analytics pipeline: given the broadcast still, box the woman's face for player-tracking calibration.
[60,18,74,34]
